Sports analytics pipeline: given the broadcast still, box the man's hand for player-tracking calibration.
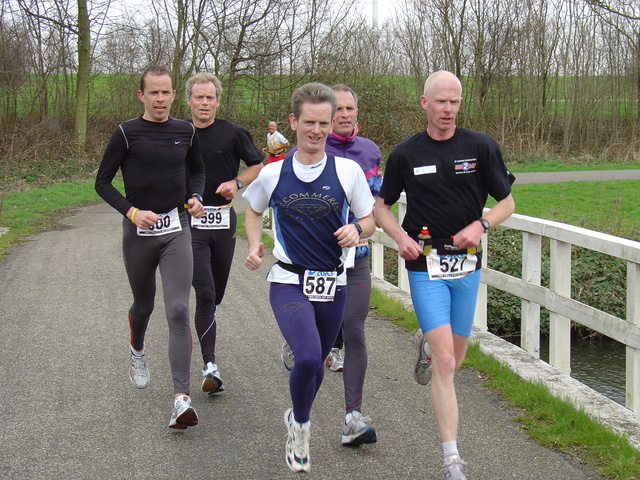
[374,198,421,260]
[451,221,484,249]
[186,196,204,218]
[215,180,238,201]
[128,207,159,229]
[244,243,264,270]
[396,233,423,261]
[334,223,360,248]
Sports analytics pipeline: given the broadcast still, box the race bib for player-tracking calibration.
[191,205,231,230]
[303,270,338,302]
[426,251,477,280]
[137,207,182,236]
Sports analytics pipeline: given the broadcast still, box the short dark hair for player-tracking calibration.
[291,82,337,119]
[140,65,172,92]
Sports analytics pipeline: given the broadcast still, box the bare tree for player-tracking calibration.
[0,5,30,131]
[584,0,640,121]
[16,0,111,149]
[148,0,207,111]
[466,0,518,132]
[4,0,640,161]
[75,0,89,148]
[196,0,311,119]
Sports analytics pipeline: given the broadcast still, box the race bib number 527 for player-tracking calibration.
[426,252,477,280]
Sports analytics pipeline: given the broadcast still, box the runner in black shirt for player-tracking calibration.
[95,66,205,430]
[376,70,515,480]
[185,73,263,394]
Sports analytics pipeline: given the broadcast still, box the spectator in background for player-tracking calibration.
[263,120,290,163]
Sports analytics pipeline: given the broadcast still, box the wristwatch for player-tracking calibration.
[234,178,244,190]
[353,222,363,237]
[191,193,203,204]
[479,218,490,232]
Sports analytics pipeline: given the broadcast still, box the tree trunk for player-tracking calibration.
[74,0,90,151]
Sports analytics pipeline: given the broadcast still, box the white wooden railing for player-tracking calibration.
[369,193,640,413]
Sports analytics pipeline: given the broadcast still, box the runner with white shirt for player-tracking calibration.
[243,83,375,473]
[283,84,382,445]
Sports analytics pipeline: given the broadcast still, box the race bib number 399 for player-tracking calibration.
[191,205,231,230]
[137,207,182,236]
[426,252,477,280]
[303,270,338,302]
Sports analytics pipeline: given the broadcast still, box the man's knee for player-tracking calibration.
[167,302,189,325]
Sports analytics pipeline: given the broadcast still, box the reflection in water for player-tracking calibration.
[528,337,626,406]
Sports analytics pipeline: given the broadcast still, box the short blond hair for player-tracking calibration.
[185,73,223,101]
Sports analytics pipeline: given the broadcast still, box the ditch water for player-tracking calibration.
[511,336,626,406]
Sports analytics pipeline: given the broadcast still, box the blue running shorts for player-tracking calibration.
[408,269,481,338]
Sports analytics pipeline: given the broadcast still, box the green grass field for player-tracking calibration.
[481,178,640,240]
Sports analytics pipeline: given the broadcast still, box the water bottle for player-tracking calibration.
[418,226,432,256]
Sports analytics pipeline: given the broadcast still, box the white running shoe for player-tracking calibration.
[341,411,377,446]
[281,341,295,371]
[129,350,149,389]
[168,395,199,429]
[284,408,310,473]
[413,328,432,385]
[325,347,344,372]
[444,454,467,480]
[201,362,224,394]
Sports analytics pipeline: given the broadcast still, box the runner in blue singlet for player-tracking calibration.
[243,83,376,474]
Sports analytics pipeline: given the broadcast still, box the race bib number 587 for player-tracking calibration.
[303,270,338,302]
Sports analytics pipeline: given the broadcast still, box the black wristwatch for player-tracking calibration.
[479,218,490,232]
[234,178,244,190]
[191,193,203,204]
[353,222,363,237]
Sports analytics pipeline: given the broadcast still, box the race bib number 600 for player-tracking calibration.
[137,207,182,236]
[303,270,338,302]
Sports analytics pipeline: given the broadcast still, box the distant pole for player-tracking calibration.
[372,0,378,28]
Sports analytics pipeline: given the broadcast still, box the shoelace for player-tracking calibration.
[345,412,371,433]
[291,425,309,460]
[173,397,189,414]
[444,455,468,469]
[282,343,294,362]
[131,356,146,374]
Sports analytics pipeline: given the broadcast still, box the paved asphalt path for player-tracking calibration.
[1,171,627,479]
[515,169,640,183]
